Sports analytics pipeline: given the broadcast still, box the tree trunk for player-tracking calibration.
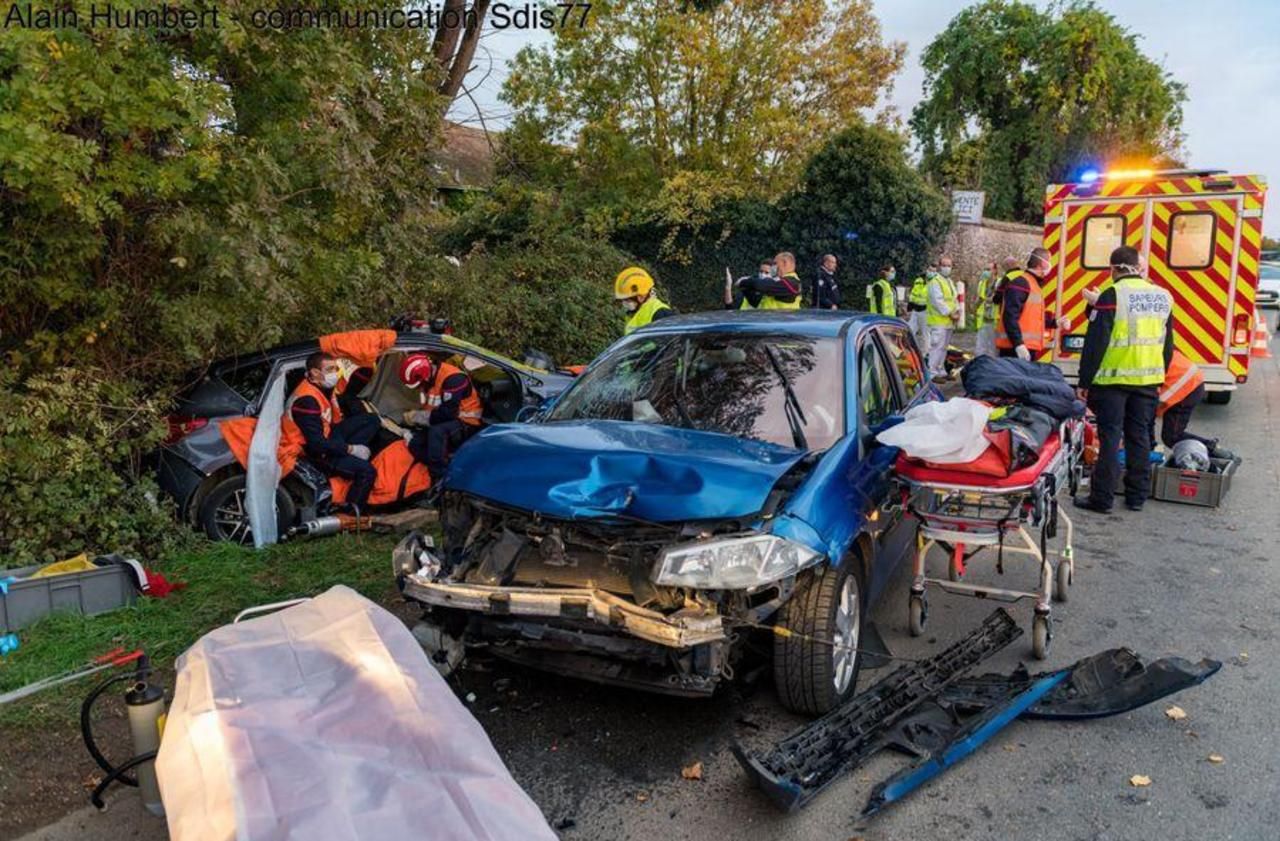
[432,0,486,101]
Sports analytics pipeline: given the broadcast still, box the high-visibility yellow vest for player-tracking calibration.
[926,275,958,326]
[624,294,670,334]
[975,272,993,328]
[1093,277,1172,386]
[868,278,895,315]
[757,273,802,310]
[909,276,929,307]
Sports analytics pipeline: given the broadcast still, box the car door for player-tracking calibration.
[849,329,910,602]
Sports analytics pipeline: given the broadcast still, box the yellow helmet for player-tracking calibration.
[614,266,654,300]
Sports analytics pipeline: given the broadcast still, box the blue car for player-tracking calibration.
[398,311,939,714]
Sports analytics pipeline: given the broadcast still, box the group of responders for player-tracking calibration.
[3,2,592,31]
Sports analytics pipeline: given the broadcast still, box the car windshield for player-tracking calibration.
[547,331,844,451]
[1259,263,1280,280]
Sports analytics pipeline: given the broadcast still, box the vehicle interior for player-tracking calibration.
[357,347,525,425]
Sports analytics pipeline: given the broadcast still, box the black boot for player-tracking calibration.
[1073,496,1112,514]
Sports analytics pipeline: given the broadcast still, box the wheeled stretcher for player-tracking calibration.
[894,418,1084,659]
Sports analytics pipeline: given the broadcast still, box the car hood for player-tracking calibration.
[446,420,808,522]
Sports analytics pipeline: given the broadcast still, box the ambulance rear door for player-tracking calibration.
[1046,194,1148,376]
[1146,195,1242,390]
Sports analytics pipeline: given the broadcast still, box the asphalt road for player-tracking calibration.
[21,346,1279,841]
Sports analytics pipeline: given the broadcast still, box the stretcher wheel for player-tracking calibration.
[1032,614,1051,659]
[1054,559,1071,603]
[908,594,927,636]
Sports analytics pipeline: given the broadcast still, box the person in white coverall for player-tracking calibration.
[926,255,961,378]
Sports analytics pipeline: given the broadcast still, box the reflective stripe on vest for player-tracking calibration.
[424,362,484,425]
[624,294,670,334]
[926,275,957,326]
[278,379,342,471]
[1157,351,1205,413]
[994,270,1049,352]
[1094,277,1172,387]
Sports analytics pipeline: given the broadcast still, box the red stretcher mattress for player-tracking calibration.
[895,431,1062,488]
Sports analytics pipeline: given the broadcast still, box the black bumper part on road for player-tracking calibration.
[733,608,1022,812]
[737,617,1221,818]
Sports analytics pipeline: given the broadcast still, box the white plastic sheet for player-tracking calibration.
[875,397,992,463]
[244,373,285,548]
[157,586,556,841]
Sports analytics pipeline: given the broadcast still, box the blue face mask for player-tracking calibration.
[887,270,896,281]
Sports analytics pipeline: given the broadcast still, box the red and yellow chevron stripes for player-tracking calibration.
[1147,199,1233,364]
[1044,174,1268,380]
[1233,193,1265,378]
[1047,202,1147,335]
[1046,175,1266,203]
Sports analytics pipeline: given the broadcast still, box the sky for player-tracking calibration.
[453,1,1280,236]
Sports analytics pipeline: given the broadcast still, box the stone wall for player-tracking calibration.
[942,217,1043,289]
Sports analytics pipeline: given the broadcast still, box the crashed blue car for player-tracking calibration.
[397,311,939,714]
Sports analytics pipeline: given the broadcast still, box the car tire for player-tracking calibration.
[1205,390,1232,406]
[773,560,866,716]
[198,474,295,545]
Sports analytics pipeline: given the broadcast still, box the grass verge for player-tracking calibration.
[0,531,407,729]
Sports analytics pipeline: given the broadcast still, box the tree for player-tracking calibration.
[782,123,953,299]
[911,0,1186,224]
[0,0,447,375]
[502,0,904,238]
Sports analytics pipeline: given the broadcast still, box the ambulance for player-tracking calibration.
[1043,169,1267,404]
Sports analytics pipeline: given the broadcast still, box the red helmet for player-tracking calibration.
[398,353,434,388]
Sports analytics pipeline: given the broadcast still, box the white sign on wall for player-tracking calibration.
[952,190,986,225]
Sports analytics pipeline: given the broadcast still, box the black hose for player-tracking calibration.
[80,674,139,787]
[80,656,152,789]
[90,750,157,811]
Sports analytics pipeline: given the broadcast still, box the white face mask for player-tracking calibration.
[623,300,639,313]
[940,266,952,278]
[320,371,339,390]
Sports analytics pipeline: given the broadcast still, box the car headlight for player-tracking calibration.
[653,534,823,589]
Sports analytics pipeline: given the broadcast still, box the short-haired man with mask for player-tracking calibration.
[996,247,1062,361]
[925,255,960,378]
[1074,245,1174,513]
[278,351,381,514]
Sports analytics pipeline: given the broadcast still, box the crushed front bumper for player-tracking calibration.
[401,575,726,649]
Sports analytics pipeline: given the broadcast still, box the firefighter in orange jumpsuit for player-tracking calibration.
[398,354,484,483]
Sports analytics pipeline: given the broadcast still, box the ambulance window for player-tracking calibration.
[1168,211,1216,270]
[1082,215,1126,270]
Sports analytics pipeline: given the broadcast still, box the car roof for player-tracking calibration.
[204,333,549,376]
[632,309,889,339]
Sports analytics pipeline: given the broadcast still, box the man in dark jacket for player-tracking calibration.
[812,254,841,310]
[725,259,775,310]
[1074,246,1174,514]
[997,248,1060,360]
[735,251,802,309]
[286,352,381,513]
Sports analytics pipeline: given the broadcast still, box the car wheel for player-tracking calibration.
[773,561,866,716]
[1204,390,1232,406]
[198,474,295,545]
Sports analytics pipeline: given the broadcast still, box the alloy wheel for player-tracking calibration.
[831,573,861,694]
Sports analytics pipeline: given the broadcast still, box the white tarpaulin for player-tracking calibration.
[156,586,555,841]
[875,397,993,463]
[244,373,285,548]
